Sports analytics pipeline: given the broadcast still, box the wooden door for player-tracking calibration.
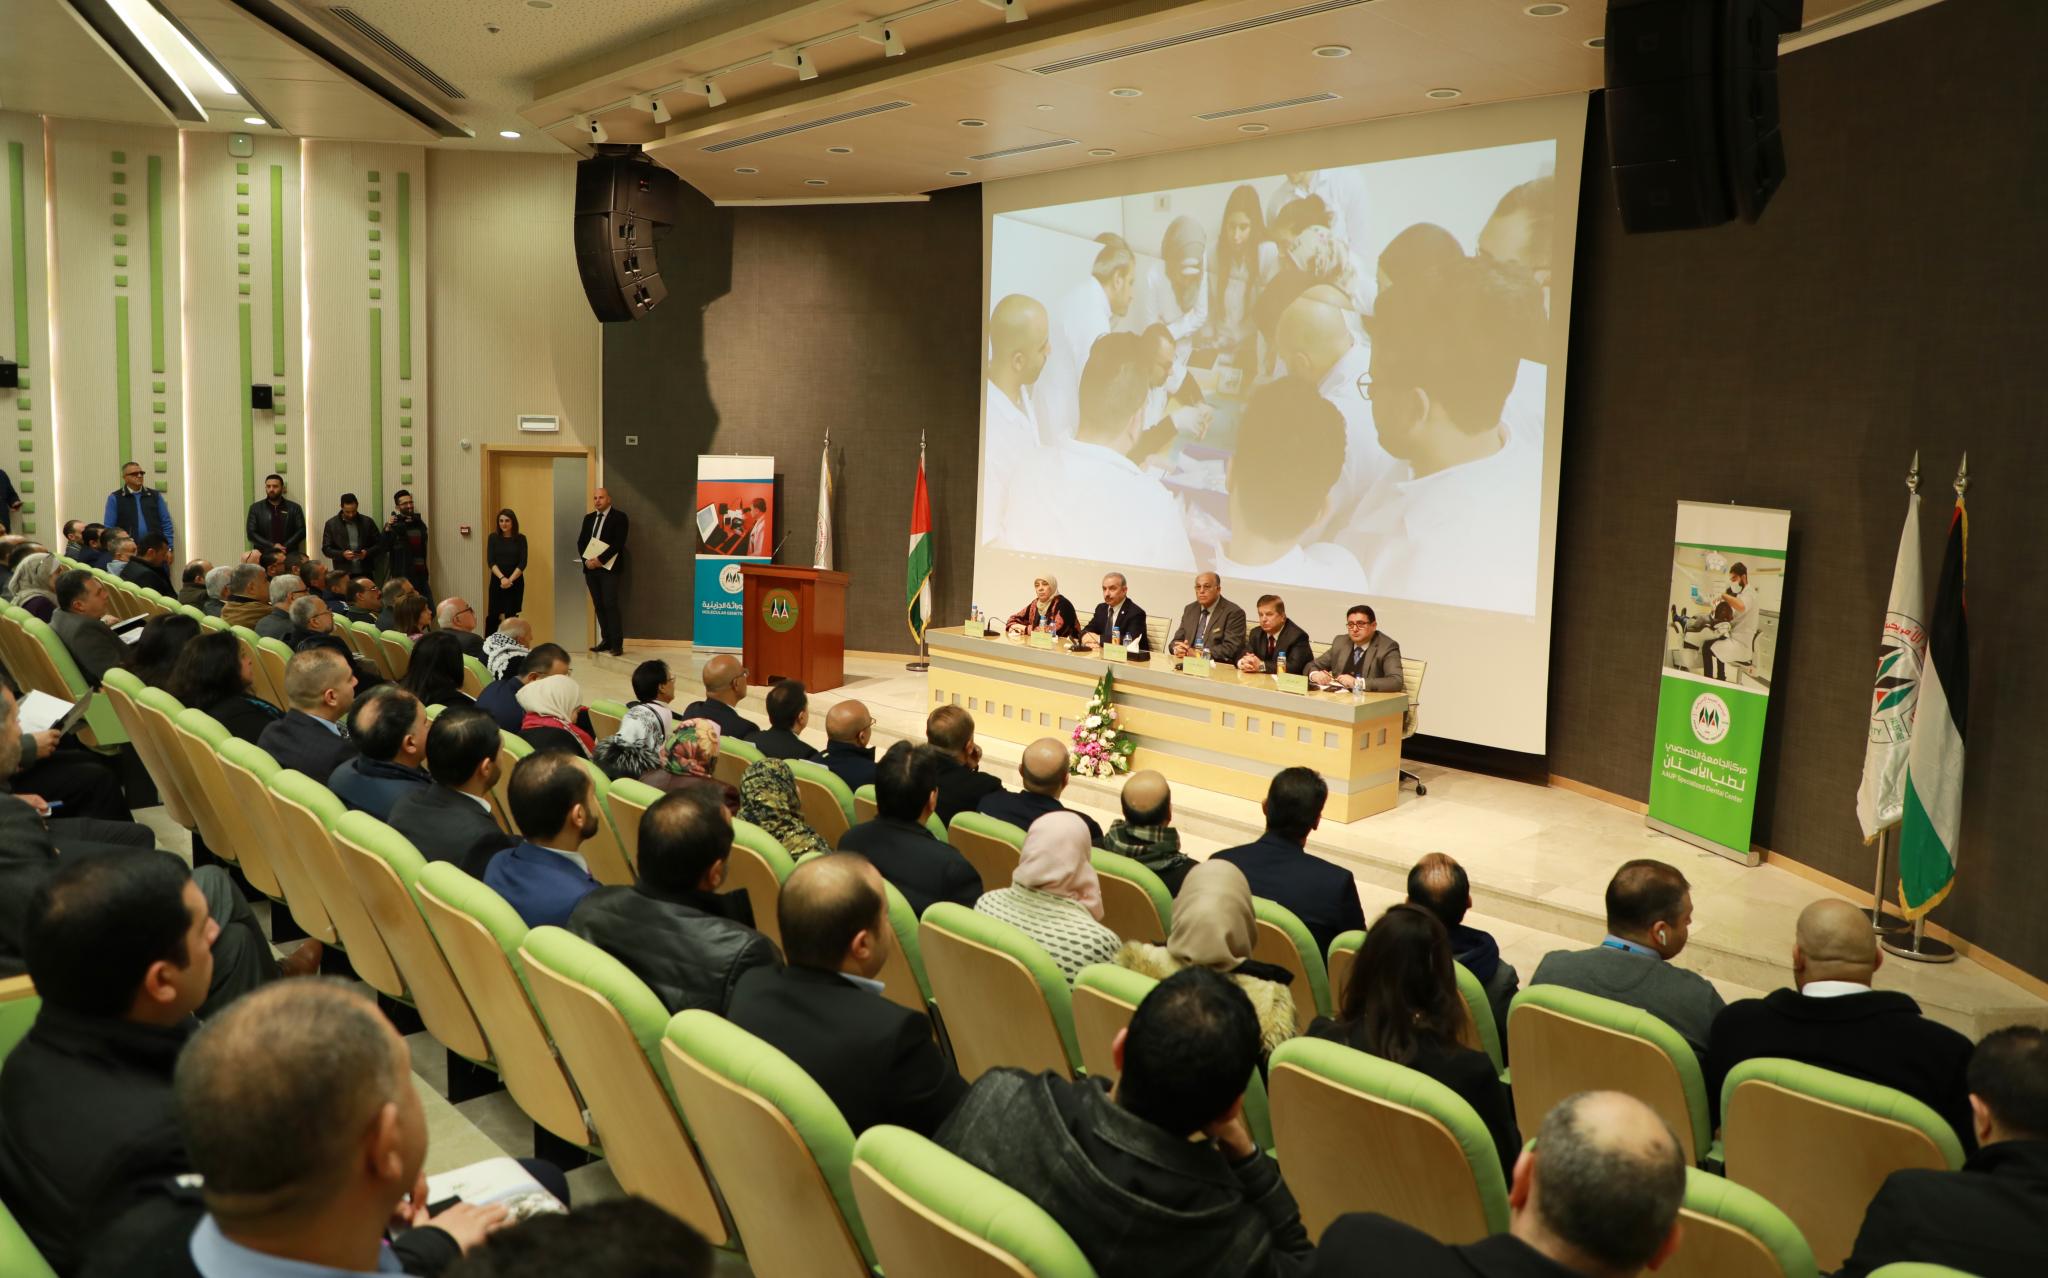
[491,454,556,645]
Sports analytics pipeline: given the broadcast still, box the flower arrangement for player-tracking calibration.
[1070,669,1137,779]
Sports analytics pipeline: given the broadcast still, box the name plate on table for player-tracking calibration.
[962,621,982,638]
[1275,673,1310,695]
[1180,656,1214,677]
[1028,631,1056,650]
[1101,643,1129,663]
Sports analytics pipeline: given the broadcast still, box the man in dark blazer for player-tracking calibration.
[326,686,431,821]
[1237,594,1315,676]
[1168,571,1248,663]
[727,852,965,1136]
[1704,898,1976,1142]
[819,701,878,791]
[1307,604,1405,692]
[839,742,983,917]
[244,473,307,556]
[754,679,822,761]
[1310,1091,1687,1278]
[381,489,432,598]
[50,569,129,687]
[1837,1026,2048,1278]
[257,649,358,783]
[926,705,1006,826]
[576,487,627,655]
[116,533,176,596]
[387,707,515,878]
[680,653,761,741]
[1212,767,1363,958]
[977,737,1104,846]
[483,752,601,928]
[320,492,382,576]
[1078,571,1151,652]
[338,575,381,626]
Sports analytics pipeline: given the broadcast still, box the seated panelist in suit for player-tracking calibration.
[1004,571,1080,640]
[1078,571,1149,651]
[483,751,601,928]
[1168,571,1248,663]
[1307,604,1405,692]
[1236,594,1315,676]
[257,648,358,783]
[388,707,518,879]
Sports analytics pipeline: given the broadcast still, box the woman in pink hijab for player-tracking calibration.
[973,811,1121,980]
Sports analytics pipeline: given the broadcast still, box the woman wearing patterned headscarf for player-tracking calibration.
[974,811,1122,981]
[1114,859,1297,1055]
[661,717,740,814]
[737,757,832,860]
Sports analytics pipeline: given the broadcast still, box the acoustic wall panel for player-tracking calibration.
[0,114,52,538]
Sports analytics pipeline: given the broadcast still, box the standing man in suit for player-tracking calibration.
[1168,572,1247,663]
[727,852,966,1136]
[483,752,601,928]
[1308,604,1405,692]
[388,707,517,879]
[244,473,307,557]
[1212,767,1363,958]
[382,488,432,598]
[257,649,358,783]
[577,487,627,656]
[50,570,128,687]
[321,492,382,576]
[1237,594,1315,676]
[1078,571,1150,652]
[680,654,760,741]
[102,461,174,553]
[926,705,1005,825]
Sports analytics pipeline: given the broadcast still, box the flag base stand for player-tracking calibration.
[1881,919,1957,964]
[906,661,930,672]
[907,635,930,672]
[1862,829,1911,935]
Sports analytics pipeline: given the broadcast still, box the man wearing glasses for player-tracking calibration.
[1308,605,1405,693]
[819,700,879,790]
[679,653,760,741]
[436,596,487,660]
[102,461,175,552]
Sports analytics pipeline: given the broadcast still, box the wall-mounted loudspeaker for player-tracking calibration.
[251,384,274,411]
[0,361,16,390]
[1604,0,1802,232]
[574,147,680,321]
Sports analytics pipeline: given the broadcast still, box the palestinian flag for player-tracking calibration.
[906,448,932,644]
[1897,490,1967,919]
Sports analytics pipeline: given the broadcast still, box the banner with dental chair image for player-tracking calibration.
[1647,502,1791,864]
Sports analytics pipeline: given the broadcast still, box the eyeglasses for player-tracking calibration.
[123,470,144,479]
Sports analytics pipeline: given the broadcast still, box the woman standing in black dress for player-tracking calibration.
[486,508,527,634]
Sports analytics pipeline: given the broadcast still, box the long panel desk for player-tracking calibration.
[926,630,1408,823]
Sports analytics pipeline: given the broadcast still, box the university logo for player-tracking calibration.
[718,563,745,594]
[1689,692,1732,746]
[1868,612,1924,745]
[763,588,799,634]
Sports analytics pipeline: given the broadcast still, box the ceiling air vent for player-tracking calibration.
[703,100,913,153]
[1196,91,1341,122]
[328,7,467,99]
[967,138,1079,162]
[1031,0,1376,75]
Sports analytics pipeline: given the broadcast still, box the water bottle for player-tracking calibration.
[1195,632,1207,661]
[1111,625,1122,648]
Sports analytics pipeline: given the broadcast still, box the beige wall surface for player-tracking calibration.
[0,114,54,540]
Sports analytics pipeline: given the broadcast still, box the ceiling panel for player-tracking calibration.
[0,0,178,127]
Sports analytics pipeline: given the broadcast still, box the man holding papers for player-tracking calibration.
[577,488,628,656]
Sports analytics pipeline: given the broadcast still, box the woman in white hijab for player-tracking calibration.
[973,811,1121,980]
[1114,859,1297,1055]
[515,672,592,757]
[1003,572,1079,640]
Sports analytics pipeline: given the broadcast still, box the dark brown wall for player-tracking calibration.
[601,185,982,652]
[1552,0,2048,977]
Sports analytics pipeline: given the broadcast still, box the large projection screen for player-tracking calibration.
[975,95,1587,755]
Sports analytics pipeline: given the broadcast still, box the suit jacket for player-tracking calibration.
[1081,599,1151,650]
[0,799,61,974]
[449,628,487,660]
[1836,1140,2048,1278]
[1169,596,1249,663]
[568,884,778,1017]
[577,507,628,569]
[1309,1214,1584,1278]
[1308,630,1405,692]
[1529,947,1725,1057]
[116,558,173,597]
[1244,619,1315,676]
[388,784,515,878]
[244,497,307,553]
[175,584,208,609]
[1212,834,1365,960]
[976,789,1104,846]
[754,726,821,762]
[327,755,432,822]
[820,740,877,791]
[484,842,600,928]
[320,511,383,570]
[933,754,1004,827]
[252,608,295,643]
[478,677,526,732]
[51,610,130,686]
[839,817,984,918]
[727,965,966,1137]
[257,711,358,790]
[680,696,760,741]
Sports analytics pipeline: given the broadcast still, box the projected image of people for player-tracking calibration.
[980,141,1557,617]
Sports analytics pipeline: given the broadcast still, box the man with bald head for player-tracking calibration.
[1102,770,1196,895]
[1168,571,1248,664]
[436,595,486,659]
[257,648,359,783]
[975,737,1104,846]
[982,294,1049,544]
[680,652,760,741]
[1704,896,1975,1145]
[1276,283,1392,537]
[577,486,628,655]
[820,699,878,790]
[728,853,965,1136]
[1408,852,1518,1044]
[1312,1090,1687,1276]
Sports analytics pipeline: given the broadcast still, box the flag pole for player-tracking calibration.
[1882,450,1966,965]
[907,432,930,672]
[1863,451,1919,935]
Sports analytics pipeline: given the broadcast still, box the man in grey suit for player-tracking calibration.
[1308,604,1406,692]
[1531,859,1726,1056]
[50,570,128,687]
[1167,572,1247,664]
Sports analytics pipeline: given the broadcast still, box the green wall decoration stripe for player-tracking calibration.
[239,303,254,506]
[396,172,411,381]
[369,308,383,501]
[7,142,26,368]
[146,155,165,374]
[114,296,132,464]
[269,165,284,377]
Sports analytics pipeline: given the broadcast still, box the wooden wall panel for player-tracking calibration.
[0,114,52,540]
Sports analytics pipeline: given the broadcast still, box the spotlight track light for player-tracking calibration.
[858,20,906,56]
[651,97,672,124]
[977,0,1028,22]
[771,47,818,81]
[686,77,726,109]
[577,114,607,143]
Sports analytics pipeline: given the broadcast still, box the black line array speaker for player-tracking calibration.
[1605,0,1803,232]
[574,148,680,321]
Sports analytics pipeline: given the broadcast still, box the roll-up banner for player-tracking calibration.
[1647,501,1791,865]
[694,455,774,652]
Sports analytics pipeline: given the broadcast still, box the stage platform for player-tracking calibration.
[579,643,2045,1038]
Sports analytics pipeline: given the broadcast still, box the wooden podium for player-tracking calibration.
[741,565,849,692]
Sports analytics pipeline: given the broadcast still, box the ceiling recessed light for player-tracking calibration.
[734,166,759,175]
[498,130,522,139]
[1585,35,1606,48]
[1238,123,1269,133]
[826,145,852,154]
[958,118,987,127]
[1425,87,1463,100]
[805,178,828,186]
[527,0,554,8]
[1035,104,1054,111]
[1312,45,1350,58]
[1524,2,1568,15]
[946,170,971,177]
[1088,147,1116,157]
[1109,87,1142,98]
[242,116,266,126]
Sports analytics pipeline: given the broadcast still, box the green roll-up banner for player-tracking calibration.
[1646,502,1791,865]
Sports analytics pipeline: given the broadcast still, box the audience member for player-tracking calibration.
[515,672,592,757]
[124,614,200,689]
[103,462,175,551]
[1310,1091,1685,1278]
[76,521,113,568]
[441,1199,709,1278]
[976,737,1105,845]
[1117,859,1296,1055]
[252,573,306,642]
[481,617,533,683]
[1705,897,1974,1142]
[401,631,476,711]
[175,559,212,609]
[679,653,760,741]
[257,648,359,782]
[926,704,1005,824]
[339,575,380,626]
[200,565,233,618]
[59,519,90,562]
[435,597,486,659]
[1310,903,1519,1177]
[328,685,431,820]
[1407,851,1517,1049]
[479,642,566,733]
[839,741,982,916]
[1101,768,1197,894]
[818,699,877,790]
[626,659,676,736]
[974,812,1121,980]
[389,707,518,879]
[3,686,135,826]
[321,492,381,576]
[592,706,672,786]
[659,718,740,815]
[52,569,129,686]
[1213,767,1364,958]
[394,592,434,640]
[737,757,833,859]
[1838,1025,2048,1278]
[119,533,176,595]
[385,489,433,596]
[568,788,778,1015]
[8,550,62,621]
[1531,859,1724,1055]
[754,679,821,761]
[244,472,308,556]
[298,560,339,605]
[728,852,965,1135]
[218,563,270,630]
[377,577,413,631]
[285,593,334,648]
[940,966,1313,1276]
[485,751,602,928]
[168,629,283,744]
